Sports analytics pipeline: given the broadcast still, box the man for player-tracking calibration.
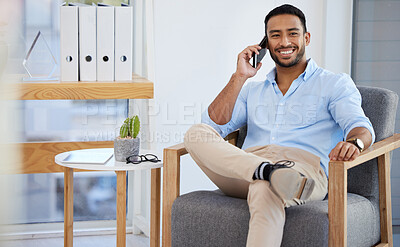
[184,4,375,247]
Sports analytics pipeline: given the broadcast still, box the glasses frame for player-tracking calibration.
[126,153,161,164]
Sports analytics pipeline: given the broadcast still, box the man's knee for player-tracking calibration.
[184,123,218,148]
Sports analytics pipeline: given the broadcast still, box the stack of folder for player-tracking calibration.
[60,2,133,82]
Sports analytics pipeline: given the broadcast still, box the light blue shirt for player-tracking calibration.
[202,59,375,176]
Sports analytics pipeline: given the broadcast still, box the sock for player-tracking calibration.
[252,162,274,181]
[253,160,296,181]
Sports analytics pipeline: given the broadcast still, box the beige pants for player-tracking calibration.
[184,124,328,247]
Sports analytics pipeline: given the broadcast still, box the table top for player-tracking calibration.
[55,148,163,171]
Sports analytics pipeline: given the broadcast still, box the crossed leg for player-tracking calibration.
[184,124,327,247]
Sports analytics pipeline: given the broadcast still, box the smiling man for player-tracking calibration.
[183,4,375,247]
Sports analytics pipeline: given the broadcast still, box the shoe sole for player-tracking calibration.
[270,168,315,201]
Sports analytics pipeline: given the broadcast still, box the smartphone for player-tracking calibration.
[252,36,268,68]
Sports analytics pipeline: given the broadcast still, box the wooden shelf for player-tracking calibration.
[10,74,153,100]
[6,141,114,174]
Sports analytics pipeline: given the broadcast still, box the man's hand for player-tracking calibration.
[235,45,263,80]
[329,141,360,161]
[329,127,372,162]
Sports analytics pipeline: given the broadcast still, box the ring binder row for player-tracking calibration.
[60,2,133,82]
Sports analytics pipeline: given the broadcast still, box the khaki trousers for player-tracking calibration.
[184,124,328,247]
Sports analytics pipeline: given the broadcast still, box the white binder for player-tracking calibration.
[60,3,79,81]
[97,3,114,81]
[73,3,97,81]
[114,4,133,81]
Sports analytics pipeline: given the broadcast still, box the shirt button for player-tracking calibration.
[272,137,276,140]
[279,103,284,106]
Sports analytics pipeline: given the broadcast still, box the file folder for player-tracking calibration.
[97,3,114,81]
[73,3,97,81]
[60,3,79,81]
[114,4,133,81]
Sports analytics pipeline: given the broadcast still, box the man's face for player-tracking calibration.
[266,14,310,68]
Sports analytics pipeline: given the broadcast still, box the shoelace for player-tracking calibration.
[273,160,295,168]
[257,160,296,181]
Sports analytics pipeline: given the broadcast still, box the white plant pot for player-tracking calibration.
[114,137,140,162]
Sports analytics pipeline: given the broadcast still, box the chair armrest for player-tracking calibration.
[224,129,240,145]
[164,142,188,156]
[329,133,400,170]
[328,133,400,247]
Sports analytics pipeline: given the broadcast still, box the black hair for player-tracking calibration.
[264,4,307,34]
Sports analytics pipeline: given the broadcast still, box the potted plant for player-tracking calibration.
[114,115,140,162]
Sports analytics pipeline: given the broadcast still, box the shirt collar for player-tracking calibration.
[265,58,318,84]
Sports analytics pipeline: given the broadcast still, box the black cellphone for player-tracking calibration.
[252,36,268,68]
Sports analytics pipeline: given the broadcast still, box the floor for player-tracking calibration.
[1,234,150,247]
[2,228,400,246]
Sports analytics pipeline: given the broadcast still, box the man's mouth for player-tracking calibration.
[277,48,296,58]
[279,50,294,55]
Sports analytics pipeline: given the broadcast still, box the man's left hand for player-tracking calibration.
[329,141,360,161]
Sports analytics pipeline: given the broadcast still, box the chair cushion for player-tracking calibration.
[171,190,380,247]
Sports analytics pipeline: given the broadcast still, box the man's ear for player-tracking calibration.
[305,32,311,46]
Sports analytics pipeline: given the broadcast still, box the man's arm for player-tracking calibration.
[208,45,262,125]
[329,127,373,161]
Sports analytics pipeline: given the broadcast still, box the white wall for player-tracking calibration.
[152,0,351,194]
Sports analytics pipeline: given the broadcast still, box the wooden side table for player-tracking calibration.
[55,148,162,247]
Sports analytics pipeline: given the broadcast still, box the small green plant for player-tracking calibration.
[119,115,140,138]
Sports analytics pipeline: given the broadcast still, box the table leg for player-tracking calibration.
[116,171,127,247]
[150,168,161,247]
[64,167,73,247]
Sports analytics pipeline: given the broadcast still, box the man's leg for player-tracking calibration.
[184,124,286,247]
[184,124,327,245]
[184,123,266,184]
[247,180,285,247]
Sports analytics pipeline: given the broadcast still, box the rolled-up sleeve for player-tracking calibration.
[328,74,376,144]
[201,82,250,138]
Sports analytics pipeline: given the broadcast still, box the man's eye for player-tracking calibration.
[271,34,279,38]
[290,32,298,36]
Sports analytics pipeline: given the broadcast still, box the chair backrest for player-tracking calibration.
[348,86,397,204]
[236,85,398,205]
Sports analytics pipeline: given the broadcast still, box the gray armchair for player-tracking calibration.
[162,86,399,247]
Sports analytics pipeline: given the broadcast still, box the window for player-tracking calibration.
[6,0,130,226]
[352,0,400,225]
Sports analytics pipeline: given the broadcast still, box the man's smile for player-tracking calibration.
[276,47,296,58]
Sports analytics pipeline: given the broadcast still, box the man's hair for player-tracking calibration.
[264,4,307,34]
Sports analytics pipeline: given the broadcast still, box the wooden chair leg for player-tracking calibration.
[162,149,181,247]
[329,162,347,247]
[378,153,393,246]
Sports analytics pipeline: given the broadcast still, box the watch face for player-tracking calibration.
[355,138,364,150]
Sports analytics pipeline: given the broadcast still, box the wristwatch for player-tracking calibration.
[346,138,364,152]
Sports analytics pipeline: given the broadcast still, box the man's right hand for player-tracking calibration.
[235,45,263,80]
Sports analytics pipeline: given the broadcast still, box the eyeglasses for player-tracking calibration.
[126,154,161,164]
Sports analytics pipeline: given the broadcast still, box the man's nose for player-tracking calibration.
[280,35,291,47]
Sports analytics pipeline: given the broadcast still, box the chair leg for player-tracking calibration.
[378,153,393,247]
[328,162,347,247]
[162,149,181,247]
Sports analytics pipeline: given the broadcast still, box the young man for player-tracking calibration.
[184,4,375,247]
